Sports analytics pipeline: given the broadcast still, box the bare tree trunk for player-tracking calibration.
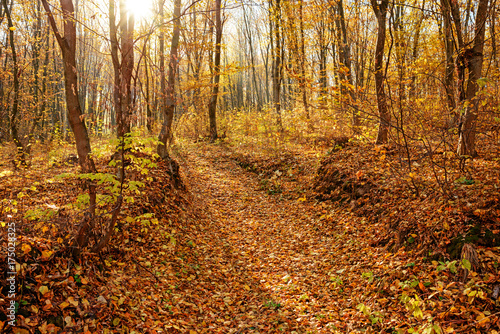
[142,40,153,133]
[335,0,357,132]
[42,0,99,256]
[109,0,134,140]
[271,0,283,131]
[298,0,311,129]
[2,0,27,165]
[440,0,457,123]
[158,0,182,157]
[158,0,167,132]
[370,0,390,144]
[243,4,262,111]
[208,0,222,142]
[457,0,489,157]
[120,0,134,137]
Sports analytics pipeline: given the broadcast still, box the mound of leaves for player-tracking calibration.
[312,142,500,256]
[0,153,192,333]
[310,141,500,332]
[232,151,297,178]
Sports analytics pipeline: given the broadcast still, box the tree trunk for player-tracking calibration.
[298,0,311,128]
[270,0,283,131]
[335,0,357,132]
[370,0,390,144]
[440,0,457,123]
[158,0,182,157]
[42,0,98,256]
[145,42,153,133]
[119,0,134,138]
[208,0,222,142]
[457,0,489,157]
[2,0,27,165]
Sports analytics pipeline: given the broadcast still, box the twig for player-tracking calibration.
[132,259,161,283]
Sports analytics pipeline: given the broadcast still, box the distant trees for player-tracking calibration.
[0,0,497,163]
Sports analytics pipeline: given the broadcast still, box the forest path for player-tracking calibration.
[175,143,378,333]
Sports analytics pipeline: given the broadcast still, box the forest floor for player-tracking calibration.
[1,138,500,333]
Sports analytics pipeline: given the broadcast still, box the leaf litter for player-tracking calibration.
[1,139,499,333]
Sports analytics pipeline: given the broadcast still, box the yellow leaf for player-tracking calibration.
[21,244,32,254]
[68,296,79,306]
[39,286,49,295]
[190,331,198,334]
[476,312,490,326]
[9,26,15,31]
[41,250,53,260]
[59,301,69,310]
[243,284,251,291]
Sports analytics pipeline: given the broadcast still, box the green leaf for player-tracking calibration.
[477,77,489,88]
[462,258,472,271]
[448,261,457,274]
[433,324,442,334]
[357,303,370,316]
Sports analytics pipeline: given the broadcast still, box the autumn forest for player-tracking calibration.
[1,0,500,332]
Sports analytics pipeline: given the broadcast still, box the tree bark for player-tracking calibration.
[158,0,182,157]
[208,0,222,142]
[335,0,357,132]
[457,0,489,156]
[41,0,95,172]
[270,0,283,131]
[440,0,457,123]
[42,0,98,256]
[2,0,27,165]
[370,0,390,144]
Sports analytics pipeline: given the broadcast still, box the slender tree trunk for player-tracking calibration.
[370,0,390,144]
[119,0,134,137]
[335,0,357,132]
[440,0,457,123]
[158,0,182,156]
[243,5,262,111]
[271,0,283,131]
[158,0,167,132]
[457,0,490,156]
[298,0,311,128]
[2,0,26,164]
[145,43,153,133]
[208,0,222,141]
[42,0,99,255]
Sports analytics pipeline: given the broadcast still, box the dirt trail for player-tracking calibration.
[175,144,374,333]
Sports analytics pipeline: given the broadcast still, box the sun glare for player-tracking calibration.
[126,0,155,20]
